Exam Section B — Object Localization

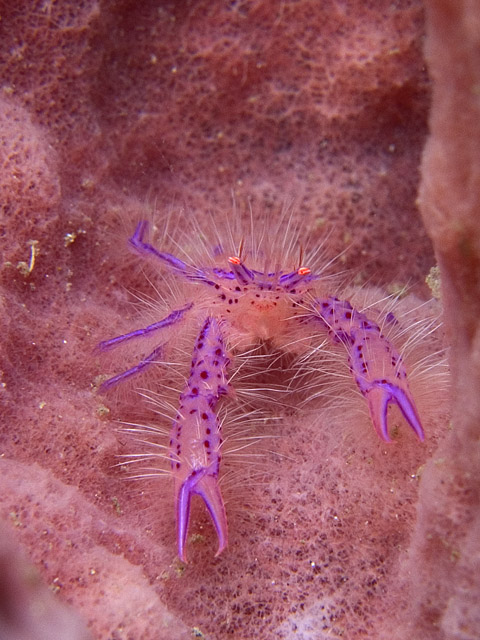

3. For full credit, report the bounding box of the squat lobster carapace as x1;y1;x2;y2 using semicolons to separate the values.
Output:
98;220;424;562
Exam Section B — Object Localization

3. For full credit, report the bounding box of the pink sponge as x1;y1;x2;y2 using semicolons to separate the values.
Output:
0;96;60;263
0;0;477;638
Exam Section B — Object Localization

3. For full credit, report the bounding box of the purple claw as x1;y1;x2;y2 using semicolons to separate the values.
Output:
314;296;425;443
176;475;194;562
176;469;228;563
366;381;425;442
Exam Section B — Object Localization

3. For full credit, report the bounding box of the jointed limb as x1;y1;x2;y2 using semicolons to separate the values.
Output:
314;297;424;442
169;317;230;562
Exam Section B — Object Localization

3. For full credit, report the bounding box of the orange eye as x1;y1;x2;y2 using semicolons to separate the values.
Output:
297;267;311;276
228;256;241;265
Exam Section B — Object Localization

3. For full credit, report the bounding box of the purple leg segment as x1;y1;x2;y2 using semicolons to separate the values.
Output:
97;303;193;391
129;221;218;286
99;344;164;392
129;220;189;272
97;303;193;352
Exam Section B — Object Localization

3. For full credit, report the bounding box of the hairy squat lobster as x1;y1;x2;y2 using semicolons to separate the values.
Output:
98;220;424;562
